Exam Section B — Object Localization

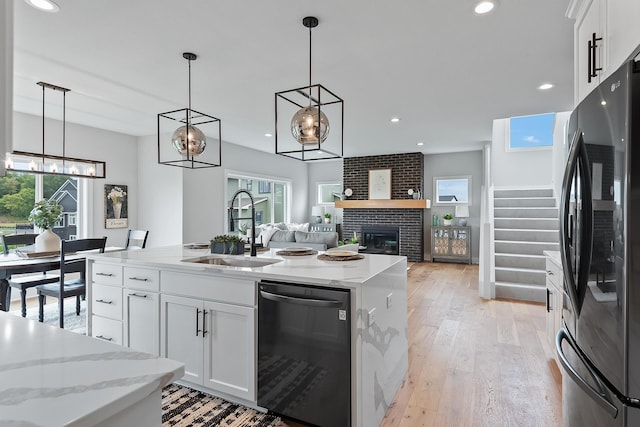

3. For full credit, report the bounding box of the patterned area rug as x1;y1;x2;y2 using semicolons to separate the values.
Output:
162;384;285;427
8;299;86;334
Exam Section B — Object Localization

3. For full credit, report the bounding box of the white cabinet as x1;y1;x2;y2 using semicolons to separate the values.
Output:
574;0;607;103
545;256;563;367
89;262;123;345
607;0;640;73
570;0;640;103
123;267;160;356
160;271;256;402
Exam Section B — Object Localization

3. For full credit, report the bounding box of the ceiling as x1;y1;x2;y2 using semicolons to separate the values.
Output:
12;0;575;157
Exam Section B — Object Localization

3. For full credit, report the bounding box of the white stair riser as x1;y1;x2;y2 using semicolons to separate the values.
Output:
494;189;554;198
494;229;559;242
494;208;558;218
495;268;546;286
494;198;556;208
495;283;546;303
494;218;559;230
495;241;560;255
495;255;546;270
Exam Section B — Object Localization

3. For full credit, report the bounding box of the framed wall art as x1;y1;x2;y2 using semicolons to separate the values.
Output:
105;184;128;229
368;168;392;200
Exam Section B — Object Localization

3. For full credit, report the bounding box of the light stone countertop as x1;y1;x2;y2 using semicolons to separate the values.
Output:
86;245;407;287
544;250;562;268
0;312;184;426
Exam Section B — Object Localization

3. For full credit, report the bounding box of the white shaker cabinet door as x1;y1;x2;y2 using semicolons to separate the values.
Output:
161;294;204;385
124;289;160;356
203;300;256;401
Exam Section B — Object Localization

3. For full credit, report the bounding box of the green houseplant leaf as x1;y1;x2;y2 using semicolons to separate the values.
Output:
28;200;62;230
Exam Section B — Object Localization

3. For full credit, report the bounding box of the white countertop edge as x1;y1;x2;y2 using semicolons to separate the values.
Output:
543;250;562;268
68;368;183;427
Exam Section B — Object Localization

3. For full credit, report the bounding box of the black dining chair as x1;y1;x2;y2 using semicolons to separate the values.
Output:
36;237;107;328
125;229;149;249
1;233;59;317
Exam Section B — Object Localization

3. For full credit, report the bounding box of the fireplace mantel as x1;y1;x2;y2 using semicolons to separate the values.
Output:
335;199;431;209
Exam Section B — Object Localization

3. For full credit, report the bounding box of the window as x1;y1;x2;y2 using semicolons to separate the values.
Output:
317;182;342;204
54;216;65;228
433;176;472;206
0;172;80;238
226;173;291;230
68;213;77;226
508;112;555;151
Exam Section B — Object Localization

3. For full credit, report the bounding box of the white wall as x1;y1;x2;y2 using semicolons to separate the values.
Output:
491;118;554;188
13;112;139;247
139;139;309;245
137;134;183;247
423;150;483;262
1;1;12;169
307;159;343;223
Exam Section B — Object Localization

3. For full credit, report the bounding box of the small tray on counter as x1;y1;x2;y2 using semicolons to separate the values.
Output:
317;250;364;261
15;249;61;259
276;247;317;256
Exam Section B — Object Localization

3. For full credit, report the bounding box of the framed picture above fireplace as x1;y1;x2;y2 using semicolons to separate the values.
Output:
369;168;392;199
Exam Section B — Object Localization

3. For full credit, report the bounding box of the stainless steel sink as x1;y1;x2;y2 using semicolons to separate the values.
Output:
181;255;282;268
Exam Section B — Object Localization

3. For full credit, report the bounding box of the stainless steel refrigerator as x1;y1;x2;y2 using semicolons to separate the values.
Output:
556;53;640;426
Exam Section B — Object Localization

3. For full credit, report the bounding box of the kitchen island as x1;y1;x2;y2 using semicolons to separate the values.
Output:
0;311;183;426
86;245;408;427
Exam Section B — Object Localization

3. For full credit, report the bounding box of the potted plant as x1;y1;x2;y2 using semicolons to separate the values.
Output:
210;234;245;255
324;212;332;224
442;213;453;226
29;199;63;252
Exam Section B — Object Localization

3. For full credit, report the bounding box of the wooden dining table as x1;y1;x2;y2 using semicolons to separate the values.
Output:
0;247;123;312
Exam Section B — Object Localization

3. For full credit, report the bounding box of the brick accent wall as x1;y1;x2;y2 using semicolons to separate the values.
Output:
342;153;424;262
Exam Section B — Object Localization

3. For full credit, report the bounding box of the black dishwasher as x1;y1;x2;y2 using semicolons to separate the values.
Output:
258;280;351;427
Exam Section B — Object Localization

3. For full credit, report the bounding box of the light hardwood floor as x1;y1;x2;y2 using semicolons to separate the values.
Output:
380;261;562;427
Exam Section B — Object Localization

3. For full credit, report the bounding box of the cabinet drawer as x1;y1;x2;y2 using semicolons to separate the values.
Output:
124;267;160;292
162;271;255;306
546;258;562;289
92;283;123;320
91;263;123;286
92;316;122;345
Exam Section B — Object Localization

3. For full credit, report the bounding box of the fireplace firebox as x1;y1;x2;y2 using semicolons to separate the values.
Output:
360;226;400;255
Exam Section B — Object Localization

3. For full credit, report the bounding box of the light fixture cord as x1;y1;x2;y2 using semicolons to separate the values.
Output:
62;90;66;163
308;22;312;105
41;83;45;160
188;57;192;111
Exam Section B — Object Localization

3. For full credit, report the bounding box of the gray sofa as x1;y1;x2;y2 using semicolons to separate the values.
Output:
266;230;339;251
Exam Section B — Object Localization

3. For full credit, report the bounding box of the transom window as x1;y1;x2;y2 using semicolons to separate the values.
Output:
508;112;555;151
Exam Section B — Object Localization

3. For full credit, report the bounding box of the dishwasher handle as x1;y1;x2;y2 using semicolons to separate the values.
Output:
259;289;344;308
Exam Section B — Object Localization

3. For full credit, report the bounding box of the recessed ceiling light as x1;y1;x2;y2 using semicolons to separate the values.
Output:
474;1;496;14
24;0;60;12
264;133;273;137
601;100;607;106
538;83;554;90
390;117;401;123
417;142;424;146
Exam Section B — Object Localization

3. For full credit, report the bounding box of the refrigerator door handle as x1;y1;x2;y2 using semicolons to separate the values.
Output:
561;130;582;312
575;136;594;307
556;328;618;418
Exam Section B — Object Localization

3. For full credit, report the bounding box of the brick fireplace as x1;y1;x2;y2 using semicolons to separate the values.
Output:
341;153;424;262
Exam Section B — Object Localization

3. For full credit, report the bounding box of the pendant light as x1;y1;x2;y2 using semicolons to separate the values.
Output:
275;16;344;161
158;52;221;169
6;81;106;178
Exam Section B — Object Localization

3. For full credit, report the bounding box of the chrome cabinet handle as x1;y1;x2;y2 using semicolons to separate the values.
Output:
95;299;113;305
128;277;150;282
95;335;113;342
129;293;148;298
96;272;114;277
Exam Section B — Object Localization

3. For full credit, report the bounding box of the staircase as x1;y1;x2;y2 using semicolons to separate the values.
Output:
493;188;559;302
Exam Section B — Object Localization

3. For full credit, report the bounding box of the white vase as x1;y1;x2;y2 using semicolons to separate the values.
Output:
113;201;122;219
324;217;331;224
35;229;61;252
443;219;452;226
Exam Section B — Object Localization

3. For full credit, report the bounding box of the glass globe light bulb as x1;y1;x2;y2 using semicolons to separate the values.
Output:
291;106;329;145
172;124;206;156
